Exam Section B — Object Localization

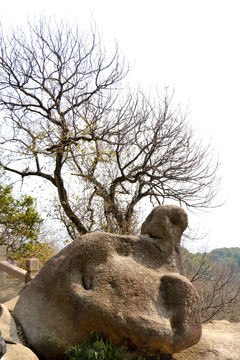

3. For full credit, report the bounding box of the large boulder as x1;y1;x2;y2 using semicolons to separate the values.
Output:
14;205;202;360
173;320;240;360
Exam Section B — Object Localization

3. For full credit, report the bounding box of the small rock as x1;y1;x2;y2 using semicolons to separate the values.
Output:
0;304;39;360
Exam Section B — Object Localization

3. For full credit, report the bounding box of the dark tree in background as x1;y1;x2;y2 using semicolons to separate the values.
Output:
0;17;220;237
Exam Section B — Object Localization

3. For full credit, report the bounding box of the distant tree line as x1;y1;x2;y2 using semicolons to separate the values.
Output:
209;247;240;267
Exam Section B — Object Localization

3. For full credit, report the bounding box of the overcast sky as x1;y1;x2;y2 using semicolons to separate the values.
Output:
1;0;239;251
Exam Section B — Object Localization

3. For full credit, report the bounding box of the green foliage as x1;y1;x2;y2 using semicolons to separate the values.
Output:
0;171;52;264
47;330;62;349
209;247;240;267
11;240;55;268
64;331;145;360
182;246;240;270
0;183;42;240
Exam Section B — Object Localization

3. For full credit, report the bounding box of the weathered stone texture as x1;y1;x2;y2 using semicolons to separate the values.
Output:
14;205;201;360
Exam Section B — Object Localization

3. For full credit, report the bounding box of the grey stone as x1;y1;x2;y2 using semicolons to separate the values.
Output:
0;304;39;360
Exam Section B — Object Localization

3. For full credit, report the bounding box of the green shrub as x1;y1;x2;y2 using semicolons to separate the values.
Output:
64;331;145;360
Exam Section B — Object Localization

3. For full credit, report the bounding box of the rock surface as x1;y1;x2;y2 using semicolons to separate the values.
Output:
173;320;240;360
141;205;188;274
14;205;202;360
0;304;39;360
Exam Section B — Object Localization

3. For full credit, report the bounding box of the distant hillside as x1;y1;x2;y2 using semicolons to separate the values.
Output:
208;247;240;267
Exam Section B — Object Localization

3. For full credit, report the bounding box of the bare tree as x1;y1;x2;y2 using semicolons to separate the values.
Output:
0;17;220;236
182;248;240;322
200;262;240;322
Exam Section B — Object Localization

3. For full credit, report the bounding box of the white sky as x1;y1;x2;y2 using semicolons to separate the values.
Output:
1;0;239;251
